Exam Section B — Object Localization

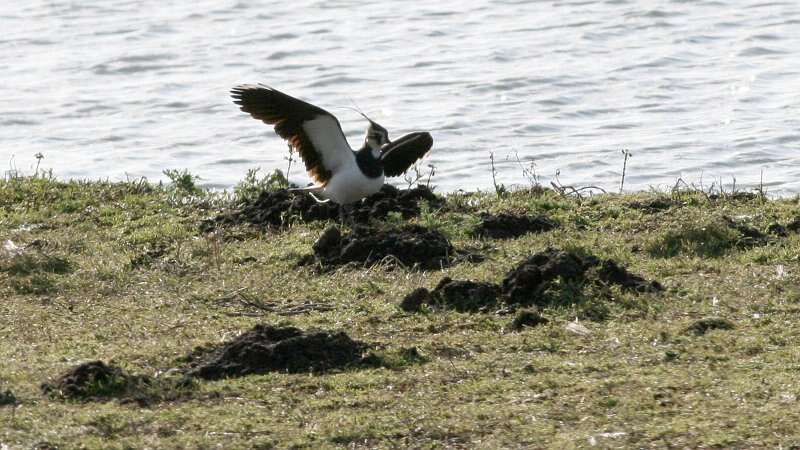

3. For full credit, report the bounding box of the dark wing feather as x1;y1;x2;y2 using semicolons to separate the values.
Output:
231;84;352;184
380;131;433;177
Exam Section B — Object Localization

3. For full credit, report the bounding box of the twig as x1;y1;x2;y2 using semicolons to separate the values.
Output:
550;169;606;200
619;149;631;193
34;152;44;177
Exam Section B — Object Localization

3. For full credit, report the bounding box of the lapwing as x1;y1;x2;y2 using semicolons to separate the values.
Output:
230;84;433;208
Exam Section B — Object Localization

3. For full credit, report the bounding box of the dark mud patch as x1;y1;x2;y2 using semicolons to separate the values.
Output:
184;325;367;380
399;277;501;312
0;389;16;406
200;185;443;231
708;191;759;202
306;224;454;270
471;212;558;239
502;248;662;307
768;216;800;237
685;317;735;336
627;197;680;212
508;309;549;331
722;216;768;248
400;248;661;315
41;361;192;405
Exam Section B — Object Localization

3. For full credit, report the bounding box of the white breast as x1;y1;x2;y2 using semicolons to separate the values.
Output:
322;163;385;204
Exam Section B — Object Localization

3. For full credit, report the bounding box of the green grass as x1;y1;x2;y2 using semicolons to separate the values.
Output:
2;175;800;448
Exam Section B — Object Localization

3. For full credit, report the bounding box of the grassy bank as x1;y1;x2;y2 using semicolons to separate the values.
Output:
2;174;800;449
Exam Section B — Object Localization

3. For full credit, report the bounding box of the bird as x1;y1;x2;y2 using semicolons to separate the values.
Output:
230;84;433;207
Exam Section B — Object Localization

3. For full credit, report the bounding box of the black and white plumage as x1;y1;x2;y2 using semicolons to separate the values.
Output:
231;84;433;204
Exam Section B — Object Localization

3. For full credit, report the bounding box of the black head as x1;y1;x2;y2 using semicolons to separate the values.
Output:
364;119;390;152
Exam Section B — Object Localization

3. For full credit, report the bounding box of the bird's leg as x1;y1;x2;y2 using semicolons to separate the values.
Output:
338;204;346;229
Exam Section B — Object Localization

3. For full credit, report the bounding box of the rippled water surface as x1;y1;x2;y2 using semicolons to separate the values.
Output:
3;0;800;193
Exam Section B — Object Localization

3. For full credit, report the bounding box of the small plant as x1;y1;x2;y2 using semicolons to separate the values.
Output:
513;151;541;189
489;152;507;197
34;152;44;177
163;169;203;196
402;162;436;189
234;168;289;203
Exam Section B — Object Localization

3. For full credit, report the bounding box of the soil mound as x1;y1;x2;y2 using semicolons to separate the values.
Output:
41;361;192;404
41;361;143;400
593;259;664;293
400;248;662;314
502;248;662;307
685;317;735;336
508;309;549;331
310;224;453;270
627;197;679;212
722;216;768;248
472;212;558;239
399;277;501;312
185;325;367;380
201;185;442;231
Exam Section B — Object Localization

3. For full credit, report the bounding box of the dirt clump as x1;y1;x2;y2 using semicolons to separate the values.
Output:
502;248;662;307
201;185;443;231
350;185;443;223
685;317;735;336
399;287;433;312
472;212;558;239
41;361;192;404
185;325;367;380
41;361;144;401
627;197;679;212
399;277;502;312
722;216;768;248
309;224;453;270
593;259;664;293
508;309;549;331
768;217;800;237
399;248;662;315
42;361;132;400
787;217;800;232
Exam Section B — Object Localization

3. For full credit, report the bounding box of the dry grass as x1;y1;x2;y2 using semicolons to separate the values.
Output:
2;176;800;449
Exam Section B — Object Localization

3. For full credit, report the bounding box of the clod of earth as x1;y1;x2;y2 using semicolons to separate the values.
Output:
502;248;662;307
185;325;367;380
768;217;800;237
767;223;788;237
508;309;549;331
722;216;768;248
472;212;558;239
399;287;432;312
41;361;141;401
40;361;191;404
627;197;679;212
400;248;662;314
201;185;442;231
685;317;735;336
309;224;453;270
399;277;502;313
787;217;800;232
592;259;664;292
0;389;17;406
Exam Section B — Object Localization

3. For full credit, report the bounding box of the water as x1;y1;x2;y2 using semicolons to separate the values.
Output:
3;0;800;194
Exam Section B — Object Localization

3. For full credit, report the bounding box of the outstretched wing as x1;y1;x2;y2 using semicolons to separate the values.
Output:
231;84;353;184
380;131;433;177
